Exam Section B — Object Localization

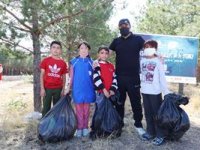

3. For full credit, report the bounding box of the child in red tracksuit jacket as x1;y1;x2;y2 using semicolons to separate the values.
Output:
93;46;117;99
90;46;118;139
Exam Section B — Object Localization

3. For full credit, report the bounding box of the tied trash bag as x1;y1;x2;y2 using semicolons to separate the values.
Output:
92;96;123;138
38;94;77;142
156;93;190;140
109;90;121;106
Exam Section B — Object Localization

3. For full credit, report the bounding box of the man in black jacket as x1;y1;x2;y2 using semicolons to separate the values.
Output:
109;18;145;136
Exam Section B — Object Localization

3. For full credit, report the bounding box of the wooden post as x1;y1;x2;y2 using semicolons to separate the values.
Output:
178;83;184;95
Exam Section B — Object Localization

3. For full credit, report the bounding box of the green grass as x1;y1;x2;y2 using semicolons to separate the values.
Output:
7;99;27;111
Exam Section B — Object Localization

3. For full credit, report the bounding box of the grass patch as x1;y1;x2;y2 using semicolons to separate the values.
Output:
7;99;27;111
0;113;26;132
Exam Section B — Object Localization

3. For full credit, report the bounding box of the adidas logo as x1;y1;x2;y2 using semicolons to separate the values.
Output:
49;64;61;73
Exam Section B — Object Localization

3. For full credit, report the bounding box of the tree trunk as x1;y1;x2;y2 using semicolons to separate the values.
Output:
32;32;41;112
31;2;41;112
65;0;73;61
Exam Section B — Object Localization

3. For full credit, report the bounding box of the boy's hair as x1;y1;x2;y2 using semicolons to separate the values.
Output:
144;40;158;49
98;46;109;53
50;41;62;49
78;41;91;50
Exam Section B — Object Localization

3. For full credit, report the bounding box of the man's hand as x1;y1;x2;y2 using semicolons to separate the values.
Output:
103;88;110;98
40;88;45;97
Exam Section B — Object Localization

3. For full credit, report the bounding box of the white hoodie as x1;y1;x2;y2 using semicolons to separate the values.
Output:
140;57;170;96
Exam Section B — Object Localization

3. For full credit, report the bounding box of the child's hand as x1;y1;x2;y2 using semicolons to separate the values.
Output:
66;87;71;95
40;88;46;97
61;89;66;97
103;88;110;98
93;60;99;68
109;90;115;96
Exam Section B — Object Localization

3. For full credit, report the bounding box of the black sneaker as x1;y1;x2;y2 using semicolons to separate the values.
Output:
152;137;165;146
141;133;154;141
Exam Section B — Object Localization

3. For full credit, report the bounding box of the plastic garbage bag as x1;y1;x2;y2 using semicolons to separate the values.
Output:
166;93;189;106
38;94;77;142
171;107;190;140
91;96;123;138
109;91;121;106
24;111;42;122
156;93;190;140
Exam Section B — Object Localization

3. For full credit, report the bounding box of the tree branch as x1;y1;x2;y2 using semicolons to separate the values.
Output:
2;22;31;32
0;5;32;31
0;37;33;54
39;9;85;32
39;0;113;32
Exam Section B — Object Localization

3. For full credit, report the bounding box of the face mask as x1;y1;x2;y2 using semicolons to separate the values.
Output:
120;28;130;36
143;48;156;56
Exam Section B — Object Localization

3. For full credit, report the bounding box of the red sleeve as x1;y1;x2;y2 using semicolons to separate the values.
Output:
62;61;68;74
40;58;46;69
110;63;115;71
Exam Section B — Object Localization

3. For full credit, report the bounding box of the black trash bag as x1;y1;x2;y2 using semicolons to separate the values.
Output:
92;96;123;138
156;93;190;140
38;94;77;142
171;107;190;140
109;90;121;106
165;93;189;106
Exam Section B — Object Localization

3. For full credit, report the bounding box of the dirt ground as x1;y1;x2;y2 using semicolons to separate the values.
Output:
0;76;200;150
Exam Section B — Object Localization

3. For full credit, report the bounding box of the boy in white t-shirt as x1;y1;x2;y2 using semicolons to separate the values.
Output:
140;40;170;146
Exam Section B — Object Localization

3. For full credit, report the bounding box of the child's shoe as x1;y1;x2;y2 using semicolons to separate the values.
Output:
152;137;165;146
141;133;154;141
135;127;146;136
83;128;89;137
75;129;82;138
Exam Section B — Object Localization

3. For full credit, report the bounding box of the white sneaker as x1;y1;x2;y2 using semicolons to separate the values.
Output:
135;127;146;136
82;128;89;137
75;129;82;138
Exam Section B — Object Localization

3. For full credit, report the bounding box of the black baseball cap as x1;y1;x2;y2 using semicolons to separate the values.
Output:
118;19;131;26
